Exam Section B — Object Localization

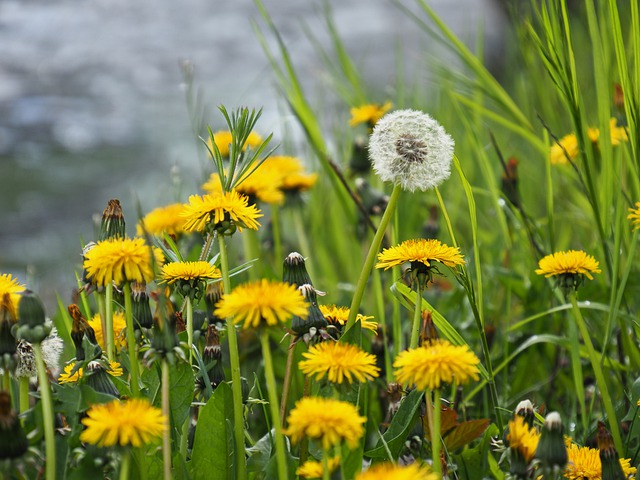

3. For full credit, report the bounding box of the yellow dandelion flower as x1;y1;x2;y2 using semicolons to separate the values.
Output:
564;442;637;480
299;342;380;384
136;203;186;237
58;361;123;384
627;202;640;230
83;238;163;286
356;462;438;480
88;312;127;349
214;279;308;329
296;457;341;479
507;416;540;463
202;170;284;205
349;101;392;127
549;129;599;165
180;190;262;233
609;118;628;146
283;397;366;450
80;398;166;447
0;273;25;319
261;156;318;193
535;250;601;280
207;130;263;158
160;261;221;284
393;340;480;390
319;304;378;333
376;238;464;271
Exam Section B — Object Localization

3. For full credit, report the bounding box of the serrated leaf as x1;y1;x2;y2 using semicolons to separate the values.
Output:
443;418;490;452
169;360;195;428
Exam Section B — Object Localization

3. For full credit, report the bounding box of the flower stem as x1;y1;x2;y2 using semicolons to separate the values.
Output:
322;448;330;480
218;234;247;479
96;292;108;358
346;184;401;330
260;331;288;480
271;204;283;269
34;343;56;480
198;233;214;262
19;376;30;417
161;360;172;480
568;292;623;453
279;336;296;422
431;389;442;478
105;283;115;362
119;450;131;480
409;287;423;349
123;283;140;397
186;296;194;364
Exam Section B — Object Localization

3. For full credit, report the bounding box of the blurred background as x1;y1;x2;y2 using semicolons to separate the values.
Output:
0;0;506;309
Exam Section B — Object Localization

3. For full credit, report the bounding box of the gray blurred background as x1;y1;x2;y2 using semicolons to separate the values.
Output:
0;0;506;309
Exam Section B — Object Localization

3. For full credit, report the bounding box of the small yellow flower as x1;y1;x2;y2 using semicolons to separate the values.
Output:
214;279;308;329
80;398;166;447
284;397;366;450
356;462;438;480
58;361;123;384
349;101;392;127
376;238;464;271
608;117;628;145
207;130;263;158
83;238;163;286
296;457;341;479
180;191;262;234
564;442;637;479
319;305;378;333
535;250;601;280
261;156;318;193
627;202;640;230
0;273;25;319
88;312;127;349
160;261;221;284
202;171;284;205
136;203;186;237
393;340;480;390
506;415;540;463
299;341;380;384
549;129;599;165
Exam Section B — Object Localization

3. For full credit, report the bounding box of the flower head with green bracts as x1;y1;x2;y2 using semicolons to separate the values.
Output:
563;442;637;479
283;396;366;450
507;415;540;465
356;462;438;480
0;274;25;320
298;341;380;384
214;279;308;329
83;237;163;286
180;190;262;235
58;360;123;384
319;304;378;334
349;101;392;128
160;261;221;300
535;250;601;291
137;203;187;237
628;202;640;230
368;109;454;192
80;398;166;447
394;339;480;390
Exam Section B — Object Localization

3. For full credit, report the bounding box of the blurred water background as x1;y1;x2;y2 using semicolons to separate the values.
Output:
0;0;505;310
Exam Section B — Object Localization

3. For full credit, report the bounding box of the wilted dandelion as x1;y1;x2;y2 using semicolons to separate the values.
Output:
368;109;454;192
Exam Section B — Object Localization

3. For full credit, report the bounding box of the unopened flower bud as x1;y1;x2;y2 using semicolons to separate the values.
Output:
535;411;567;471
16;291;51;344
291;284;327;336
283;252;313;287
131;282;153;330
98;198;126;241
85;361;119;398
68;304;99;361
597;421;626;480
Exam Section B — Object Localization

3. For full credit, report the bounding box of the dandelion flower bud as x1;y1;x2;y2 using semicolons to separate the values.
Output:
535;411;567;471
368;109;454;192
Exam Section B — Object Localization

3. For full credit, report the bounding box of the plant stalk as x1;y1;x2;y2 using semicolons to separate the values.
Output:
123;282;141;397
105;283;115;361
162;360;172;480
34;343;56;480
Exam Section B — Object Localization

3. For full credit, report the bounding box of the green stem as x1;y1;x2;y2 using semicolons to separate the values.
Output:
279;337;296;422
409;287;423;349
123;283;140;397
431;389;442;478
19;376;30;416
119;450;131;480
567;312;588;439
34;343;56;480
271;204;283;269
198;233;214;262
373;268;394;380
218;234;247;479
105;283;115;361
96;293;108;357
322;448;330;480
242;230;261;280
186;296;194;364
260;332;288;480
346;184;401;330
569;292;623;453
391;210;403;358
162;360;172;480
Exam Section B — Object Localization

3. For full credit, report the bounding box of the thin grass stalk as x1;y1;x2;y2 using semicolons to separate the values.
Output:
218;234;247;479
568;292;623;453
34;343;55;480
345;185;401;330
271;204;283;270
260;331;288;480
161;360;171;480
123;283;140;397
105;283;115;362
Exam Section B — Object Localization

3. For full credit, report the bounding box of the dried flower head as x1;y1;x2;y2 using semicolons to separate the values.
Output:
368;109;454;192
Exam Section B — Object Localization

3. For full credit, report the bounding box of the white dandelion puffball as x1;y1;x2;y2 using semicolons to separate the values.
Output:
368;109;454;192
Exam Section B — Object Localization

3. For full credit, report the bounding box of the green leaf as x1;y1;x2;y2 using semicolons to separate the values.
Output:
189;382;235;480
169;360;195;428
443;419;490;452
364;389;423;460
453;423;502;480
